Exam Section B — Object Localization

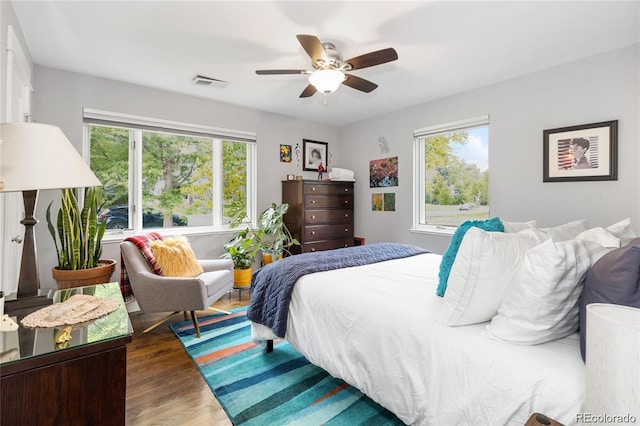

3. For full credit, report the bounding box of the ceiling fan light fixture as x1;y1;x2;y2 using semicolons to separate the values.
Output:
309;69;345;93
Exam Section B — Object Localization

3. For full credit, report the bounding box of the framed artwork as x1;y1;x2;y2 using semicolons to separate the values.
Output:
280;144;292;163
371;193;383;211
543;120;618;182
370;156;398;187
303;139;328;171
383;193;396;211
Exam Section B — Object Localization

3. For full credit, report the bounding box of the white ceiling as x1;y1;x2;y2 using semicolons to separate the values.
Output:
11;1;640;126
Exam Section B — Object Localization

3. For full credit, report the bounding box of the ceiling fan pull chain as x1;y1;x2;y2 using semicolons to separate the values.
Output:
323;93;328;106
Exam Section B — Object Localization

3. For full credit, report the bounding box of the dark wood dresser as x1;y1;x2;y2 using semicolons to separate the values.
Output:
282;180;354;254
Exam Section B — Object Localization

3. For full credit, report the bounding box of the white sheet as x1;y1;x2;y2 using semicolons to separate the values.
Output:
251;253;585;425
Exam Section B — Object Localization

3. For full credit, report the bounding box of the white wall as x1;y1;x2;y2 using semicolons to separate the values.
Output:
340;44;640;254
31;67;341;290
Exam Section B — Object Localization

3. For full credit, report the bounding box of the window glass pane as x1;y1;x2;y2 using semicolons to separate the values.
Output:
222;140;247;225
90;126;131;230
424;125;489;227
86;111;255;233
141;131;213;229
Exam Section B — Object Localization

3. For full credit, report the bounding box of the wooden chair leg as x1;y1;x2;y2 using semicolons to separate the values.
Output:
190;310;201;338
143;311;180;333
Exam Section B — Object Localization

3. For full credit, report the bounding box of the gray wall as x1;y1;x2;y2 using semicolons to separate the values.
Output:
32;67;341;290
340;44;640;254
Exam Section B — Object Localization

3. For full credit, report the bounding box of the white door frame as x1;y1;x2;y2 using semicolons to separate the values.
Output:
1;24;33;295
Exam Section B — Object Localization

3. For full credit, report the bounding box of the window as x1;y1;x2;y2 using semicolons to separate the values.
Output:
413;115;490;232
84;109;256;233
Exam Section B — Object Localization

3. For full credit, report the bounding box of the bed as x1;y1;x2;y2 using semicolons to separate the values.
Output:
245;234;597;426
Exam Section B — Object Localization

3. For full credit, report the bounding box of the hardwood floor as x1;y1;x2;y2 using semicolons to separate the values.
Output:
125;289;250;425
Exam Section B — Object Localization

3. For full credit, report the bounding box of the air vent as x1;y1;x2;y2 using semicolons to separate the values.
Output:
192;74;228;87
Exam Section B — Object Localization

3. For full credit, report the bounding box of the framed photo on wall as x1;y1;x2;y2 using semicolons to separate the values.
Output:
303;139;328;171
543;120;618;182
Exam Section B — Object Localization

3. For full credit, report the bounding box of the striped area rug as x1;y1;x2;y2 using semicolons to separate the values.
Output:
170;308;403;425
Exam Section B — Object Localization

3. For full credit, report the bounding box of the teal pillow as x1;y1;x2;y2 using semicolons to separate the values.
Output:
436;217;504;296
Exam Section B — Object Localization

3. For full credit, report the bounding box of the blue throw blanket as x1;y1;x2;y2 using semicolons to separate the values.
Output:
246;243;429;338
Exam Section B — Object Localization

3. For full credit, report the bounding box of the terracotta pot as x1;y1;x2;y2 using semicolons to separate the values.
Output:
52;259;117;290
233;268;252;288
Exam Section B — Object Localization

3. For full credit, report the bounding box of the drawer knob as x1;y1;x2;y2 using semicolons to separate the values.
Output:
311;200;316;204
311;231;316;235
345;229;348;232
311;215;316;219
310;248;316;252
311;187;316;191
345;214;349;217
344;200;349;204
344;188;349;192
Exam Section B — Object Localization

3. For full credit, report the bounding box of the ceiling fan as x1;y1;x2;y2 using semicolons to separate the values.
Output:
256;34;398;99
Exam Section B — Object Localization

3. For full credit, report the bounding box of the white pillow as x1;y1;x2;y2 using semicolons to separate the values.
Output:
523;219;588;242
575;227;620;248
440;227;542;326
502;219;537;233
486;238;610;344
606;218;637;245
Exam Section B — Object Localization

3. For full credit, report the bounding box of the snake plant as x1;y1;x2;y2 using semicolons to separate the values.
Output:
46;187;107;270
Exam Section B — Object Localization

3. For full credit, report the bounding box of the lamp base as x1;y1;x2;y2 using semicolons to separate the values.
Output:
4;291;52;313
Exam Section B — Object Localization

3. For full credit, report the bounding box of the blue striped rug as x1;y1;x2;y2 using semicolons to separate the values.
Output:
170;308;403;425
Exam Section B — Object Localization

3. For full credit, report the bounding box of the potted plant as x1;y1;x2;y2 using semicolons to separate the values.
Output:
258;203;299;264
46;187;115;289
222;200;262;287
222;229;260;288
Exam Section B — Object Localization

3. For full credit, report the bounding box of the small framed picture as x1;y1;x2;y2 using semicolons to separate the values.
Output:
543;120;618;182
303;139;328;171
286;174;295;181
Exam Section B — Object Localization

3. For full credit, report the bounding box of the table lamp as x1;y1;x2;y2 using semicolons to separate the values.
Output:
0;122;102;310
585;303;640;421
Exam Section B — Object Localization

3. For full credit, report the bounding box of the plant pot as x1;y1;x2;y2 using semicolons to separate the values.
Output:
52;259;117;290
261;249;283;265
233;268;252;288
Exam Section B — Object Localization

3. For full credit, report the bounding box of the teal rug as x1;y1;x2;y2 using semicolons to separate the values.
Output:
170;308;403;425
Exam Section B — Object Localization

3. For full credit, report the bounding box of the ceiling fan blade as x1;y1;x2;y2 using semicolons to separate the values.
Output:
296;34;328;63
342;74;378;93
344;48;398;70
256;69;311;75
299;84;317;98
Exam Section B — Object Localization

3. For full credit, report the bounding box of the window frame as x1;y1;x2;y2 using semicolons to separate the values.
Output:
82;108;257;238
411;115;490;235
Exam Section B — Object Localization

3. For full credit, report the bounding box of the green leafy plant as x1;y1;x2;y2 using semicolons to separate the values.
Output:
258;203;299;256
222;229;260;270
222;200;262;270
46;187;107;270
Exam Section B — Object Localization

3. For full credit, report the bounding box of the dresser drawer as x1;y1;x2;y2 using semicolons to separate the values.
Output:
302;238;354;253
305;209;352;224
304;195;353;209
303;182;353;195
304;224;353;241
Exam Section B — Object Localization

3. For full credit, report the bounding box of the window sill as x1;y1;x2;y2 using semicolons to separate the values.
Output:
409;226;456;237
101;226;236;243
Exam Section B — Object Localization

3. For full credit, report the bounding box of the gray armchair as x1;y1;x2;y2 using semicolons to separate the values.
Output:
120;240;234;337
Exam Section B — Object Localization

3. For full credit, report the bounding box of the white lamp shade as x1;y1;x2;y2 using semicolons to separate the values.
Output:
309;69;346;93
585;303;640;420
0;122;101;192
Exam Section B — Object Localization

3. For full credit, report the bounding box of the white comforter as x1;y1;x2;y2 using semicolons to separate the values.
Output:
251;253;585;425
